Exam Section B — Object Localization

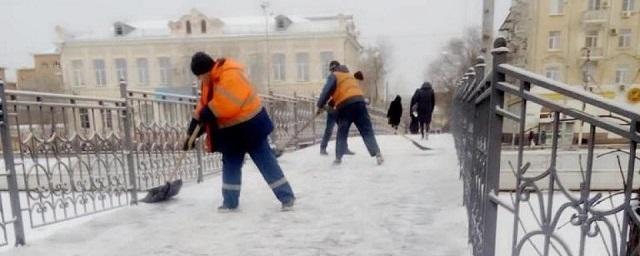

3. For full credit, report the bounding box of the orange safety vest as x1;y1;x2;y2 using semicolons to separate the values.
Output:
331;71;364;108
195;58;263;150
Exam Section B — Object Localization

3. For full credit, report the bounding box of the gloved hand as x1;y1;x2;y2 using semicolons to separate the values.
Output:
183;118;205;151
199;107;216;123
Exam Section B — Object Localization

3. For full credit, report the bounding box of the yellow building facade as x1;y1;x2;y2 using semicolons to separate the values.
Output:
57;9;363;98
501;0;640;144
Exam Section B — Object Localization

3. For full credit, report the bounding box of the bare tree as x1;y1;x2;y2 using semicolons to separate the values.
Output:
358;38;393;107
424;27;481;127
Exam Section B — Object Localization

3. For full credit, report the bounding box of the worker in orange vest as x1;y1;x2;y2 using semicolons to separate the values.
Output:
185;52;295;212
317;61;383;165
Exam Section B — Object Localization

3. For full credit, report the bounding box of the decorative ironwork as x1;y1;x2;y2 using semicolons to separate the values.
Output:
453;38;640;256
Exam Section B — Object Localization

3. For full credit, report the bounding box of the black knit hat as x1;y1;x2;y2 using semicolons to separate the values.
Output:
354;71;363;80
191;52;215;76
329;60;340;71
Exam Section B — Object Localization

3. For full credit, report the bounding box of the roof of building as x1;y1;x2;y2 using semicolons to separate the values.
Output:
65;12;355;42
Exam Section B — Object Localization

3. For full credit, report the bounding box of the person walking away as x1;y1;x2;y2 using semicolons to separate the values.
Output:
387;95;403;131
185;52;295;212
319;71;362;156
317;61;383;165
410;82;436;140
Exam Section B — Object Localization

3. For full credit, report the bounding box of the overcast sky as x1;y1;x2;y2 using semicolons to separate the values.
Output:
0;0;510;95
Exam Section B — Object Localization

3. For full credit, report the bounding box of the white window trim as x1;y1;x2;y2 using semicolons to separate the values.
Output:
272;53;286;81
158;57;171;86
296;52;310;82
114;58;128;83
71;60;85;87
136;58;149;86
616;67;630;84
548;31;561;51
94;59;107;87
618;29;632;48
549;0;564;15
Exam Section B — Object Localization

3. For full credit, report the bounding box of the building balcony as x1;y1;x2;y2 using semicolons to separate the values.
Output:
582;10;608;24
580;47;604;59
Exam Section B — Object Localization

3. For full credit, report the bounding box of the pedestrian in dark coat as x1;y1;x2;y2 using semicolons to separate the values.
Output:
410;82;436;139
387;95;403;130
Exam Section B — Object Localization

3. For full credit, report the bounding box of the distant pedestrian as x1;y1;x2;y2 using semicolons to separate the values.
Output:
528;130;535;147
410;82;436;140
541;130;547;145
387;95;403;131
317;61;383;165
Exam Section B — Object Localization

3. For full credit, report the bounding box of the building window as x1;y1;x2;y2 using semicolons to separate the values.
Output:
277;19;286;29
585;31;599;48
272;53;286;81
623;0;635;11
296;52;309;82
549;0;564;14
544;66;561;81
72;60;84;86
616;66;629;84
79;108;90;128
93;59;107;86
248;53;264;85
201;20;207;33
588;0;602;10
115;25;124;36
548;31;561;50
320;51;335;78
158;57;172;86
114;58;128;82
186;21;192;34
104;110;113;129
136;58;149;85
619;29;632;48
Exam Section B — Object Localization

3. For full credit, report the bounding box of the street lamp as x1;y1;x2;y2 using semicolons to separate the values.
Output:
373;49;380;106
260;1;271;93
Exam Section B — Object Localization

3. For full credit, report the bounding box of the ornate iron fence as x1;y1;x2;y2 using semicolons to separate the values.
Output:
0;77;392;247
452;38;640;255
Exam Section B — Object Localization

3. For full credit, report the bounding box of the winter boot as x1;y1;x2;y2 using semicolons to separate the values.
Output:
281;198;295;212
320;148;328;155
345;149;356;155
217;205;239;213
375;153;384;165
333;158;342;165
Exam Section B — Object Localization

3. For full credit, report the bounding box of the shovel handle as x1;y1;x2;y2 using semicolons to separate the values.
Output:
170;124;202;181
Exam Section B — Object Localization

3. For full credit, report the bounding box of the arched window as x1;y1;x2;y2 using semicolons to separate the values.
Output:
186;21;192;34
201;20;207;33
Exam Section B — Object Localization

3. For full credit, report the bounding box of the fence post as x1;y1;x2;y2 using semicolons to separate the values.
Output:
119;79;138;204
0;80;26;246
292;92;299;147
482;37;508;256
268;90;279;145
311;93;317;143
192;82;204;183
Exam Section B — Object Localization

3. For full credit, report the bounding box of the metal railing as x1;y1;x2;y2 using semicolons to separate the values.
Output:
0;78;392;247
452;37;640;255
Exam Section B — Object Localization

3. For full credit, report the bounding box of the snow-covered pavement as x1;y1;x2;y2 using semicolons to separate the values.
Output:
3;134;468;256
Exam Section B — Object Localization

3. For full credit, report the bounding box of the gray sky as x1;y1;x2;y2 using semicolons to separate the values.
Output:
0;0;510;95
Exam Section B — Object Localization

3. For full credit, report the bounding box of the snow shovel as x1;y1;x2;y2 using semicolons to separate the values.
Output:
396;126;431;151
139;125;201;203
273;111;323;158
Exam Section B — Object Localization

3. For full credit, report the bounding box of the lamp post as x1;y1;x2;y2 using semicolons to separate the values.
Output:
260;1;271;93
373;49;380;106
577;47;592;147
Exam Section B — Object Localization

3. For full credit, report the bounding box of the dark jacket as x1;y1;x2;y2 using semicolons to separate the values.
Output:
210;107;274;154
316;65;365;111
410;82;436;123
387;96;403;126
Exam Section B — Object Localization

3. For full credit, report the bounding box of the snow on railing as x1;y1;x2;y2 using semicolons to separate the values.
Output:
452;37;640;256
0;78;392;247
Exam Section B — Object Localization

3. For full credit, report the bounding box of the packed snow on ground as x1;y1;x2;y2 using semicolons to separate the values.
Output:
1;134;469;256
